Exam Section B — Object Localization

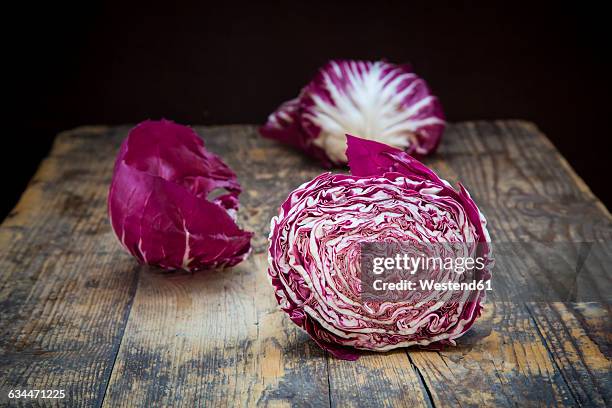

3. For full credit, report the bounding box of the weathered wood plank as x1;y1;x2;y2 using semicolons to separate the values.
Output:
100;126;435;407
569;302;611;359
101;127;334;407
407;121;612;407
327;350;431;408
1;121;609;407
410;302;580;406
527;302;610;406
0;127;139;407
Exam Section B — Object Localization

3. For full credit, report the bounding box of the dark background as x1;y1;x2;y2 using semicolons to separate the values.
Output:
5;1;610;219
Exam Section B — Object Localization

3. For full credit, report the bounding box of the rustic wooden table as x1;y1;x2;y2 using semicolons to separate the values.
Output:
0;122;610;407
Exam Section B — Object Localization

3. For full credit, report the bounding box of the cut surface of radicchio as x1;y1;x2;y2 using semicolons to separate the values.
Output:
108;120;252;272
267;135;491;360
260;60;445;166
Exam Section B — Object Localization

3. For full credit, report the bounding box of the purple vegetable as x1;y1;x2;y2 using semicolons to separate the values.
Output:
261;60;445;166
108;120;252;272
267;136;491;360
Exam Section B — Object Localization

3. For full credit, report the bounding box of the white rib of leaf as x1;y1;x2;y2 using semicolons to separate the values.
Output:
305;61;443;163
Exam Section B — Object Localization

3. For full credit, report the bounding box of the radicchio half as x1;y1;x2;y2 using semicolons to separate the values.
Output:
267;136;491;360
261;60;445;166
108;120;252;272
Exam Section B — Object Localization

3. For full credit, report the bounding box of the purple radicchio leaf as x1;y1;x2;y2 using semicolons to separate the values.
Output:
267;135;491;360
108;119;253;272
346;134;491;250
261;59;445;166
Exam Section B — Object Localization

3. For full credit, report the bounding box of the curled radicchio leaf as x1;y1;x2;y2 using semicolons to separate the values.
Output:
261;60;445;166
108;120;252;272
267;135;491;360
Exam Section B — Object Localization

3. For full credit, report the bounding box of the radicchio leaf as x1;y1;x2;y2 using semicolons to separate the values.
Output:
108;120;252;272
261;60;445;166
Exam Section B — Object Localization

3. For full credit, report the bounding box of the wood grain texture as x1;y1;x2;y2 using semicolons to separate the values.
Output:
0;121;610;407
0;127;140;407
406;121;611;407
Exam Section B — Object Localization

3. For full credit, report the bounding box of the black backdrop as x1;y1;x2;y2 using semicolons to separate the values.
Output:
5;1;610;219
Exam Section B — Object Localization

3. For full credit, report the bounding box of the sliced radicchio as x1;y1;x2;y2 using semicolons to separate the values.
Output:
108;120;252;272
261;60;445;166
267;136;491;360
